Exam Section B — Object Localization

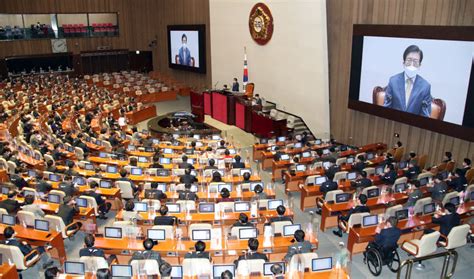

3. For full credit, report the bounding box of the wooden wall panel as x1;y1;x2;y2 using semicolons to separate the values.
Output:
327;0;473;166
0;0;211;88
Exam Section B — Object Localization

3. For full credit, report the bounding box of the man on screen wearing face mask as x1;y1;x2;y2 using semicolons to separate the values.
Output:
383;45;432;117
178;33;192;66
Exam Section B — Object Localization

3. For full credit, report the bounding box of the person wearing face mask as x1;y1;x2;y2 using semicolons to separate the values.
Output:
178;33;192;66
383;45;432;117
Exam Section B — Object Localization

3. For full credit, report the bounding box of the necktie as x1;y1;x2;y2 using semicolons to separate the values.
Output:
405;78;413;107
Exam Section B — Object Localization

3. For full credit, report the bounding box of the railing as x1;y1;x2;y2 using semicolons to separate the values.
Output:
263;100;316;139
397;250;458;279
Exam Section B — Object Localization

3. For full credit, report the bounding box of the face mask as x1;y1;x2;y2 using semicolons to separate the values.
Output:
182;43;187;48
404;65;418;78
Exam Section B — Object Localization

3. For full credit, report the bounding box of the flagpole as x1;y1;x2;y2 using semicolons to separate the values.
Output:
243;46;248;91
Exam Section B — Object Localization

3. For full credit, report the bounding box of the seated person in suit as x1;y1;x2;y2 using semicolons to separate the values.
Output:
35;173;53;194
333;194;370;237
382;153;394;167
405;180;422;208
365;216;401;255
0;190;22;214
457;158;471;176
58;175;77;197
21;194;45;219
234;238;268;267
217;140;227;150
179;155;194;169
211;171;223;182
79;234;116;265
427;174;448;203
320;177;338;199
10;167;29;190
178;183;198;201
353;171;372;189
129;157;138;167
219;188;234;202
250;184;268;202
179;168;198;184
64;161;80;177
232;213;254;228
144;182;167;200
441;151;453;164
153;205;177;226
404;161;421;181
57;196;82;230
85;182;111;219
130;238;167;266
232;78;239;92
447;169;468;192
205;159;218;170
1;226;51;262
149;156;164;169
117;169;139;194
324;161;340;181
232;155;246;169
242;172;252;183
45;160;59;173
268;205;292;224
44;267;60;279
381;164;397;185
424;202;460;239
159;262;172;278
283;229;313;261
184;240;211;260
406;151;418;166
353;155;367;173
122;200;143;222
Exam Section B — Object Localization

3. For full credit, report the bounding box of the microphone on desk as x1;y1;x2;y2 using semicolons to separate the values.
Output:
214;81;219;90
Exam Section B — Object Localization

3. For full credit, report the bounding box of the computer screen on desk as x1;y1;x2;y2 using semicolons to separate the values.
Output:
424;203;436;215
48;194;60;204
335;193;352;203
362;215;379;227
192;229;211;241
283;224;301;236
64;261;85;275
268;199;284;210
134;202;147;212
315;176;327;185
312;257;332;272
131;168;143;175
147;229;166;241
1;214;15;225
263;262;286;276
166;203;180;213
111;265;132;277
34;219;49;232
199;203;215;213
234;202;250;212
239;228;257;239
395;209;409;220
105;227;122;238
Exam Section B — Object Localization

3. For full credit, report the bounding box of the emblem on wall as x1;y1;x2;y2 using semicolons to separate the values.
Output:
249;3;274;45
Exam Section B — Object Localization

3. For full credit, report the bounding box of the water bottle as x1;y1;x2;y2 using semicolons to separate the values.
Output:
335;242;349;269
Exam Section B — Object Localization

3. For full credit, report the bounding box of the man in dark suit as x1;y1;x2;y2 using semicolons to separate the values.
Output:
184;241;211;260
324;161;340;181
205;159;218;170
10;168;28;190
79;234;116;265
64;161;80;177
177;34;192;66
405;161;421;181
144;182;167;200
268;205;293;224
72;133;90;154
383;45;432;117
447;169;467;192
381;164;397;185
354;171;372;189
35;173;52;194
58;175;76;197
117;169;139;193
405;180;422;208
84;182;111;219
178;155;194;170
232;155;246;169
0;190;22;214
333;194;370;237
426;203;460;238
353;155;367;173
179;168;198;184
149;156;164;169
320;178;338;199
153;205;178;226
284;230;313;261
232;213;254;228
366;216;401;255
1;226;51;263
231;78;239;92
457;158;471;177
235;238;268;267
130;238;167;266
428;174;448;203
57;196;80;227
178;183;198;201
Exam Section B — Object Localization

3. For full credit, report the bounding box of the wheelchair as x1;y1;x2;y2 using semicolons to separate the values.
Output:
364;243;400;276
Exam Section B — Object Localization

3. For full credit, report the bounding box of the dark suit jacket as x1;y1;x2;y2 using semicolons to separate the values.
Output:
153;215;177;226
325;165;340;181
428;182;447;202
448;176;467;192
179;174;198;184
269;216;293;224
405;166;420;180
232;162;246;169
320;181;338;198
384;72;431;117
184;251;211;260
84;190;105;206
0;199;22;214
341;205;370;222
79;247;106;258
354;178;372;189
130;250;164;265
58;182;76;197
353;162;367;173
57;204;79;225
178;162;194;169
36;180;52;194
144;189;166;200
405;189;422;207
178;190;197;201
382;171;397;185
9;174;28;190
205;166;218;170
235;252;268;267
432;213;460;237
284;241;313;261
374;227;401;249
2;238;32;256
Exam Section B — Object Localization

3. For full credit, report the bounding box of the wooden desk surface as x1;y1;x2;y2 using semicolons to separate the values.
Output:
139;189;275;200
0;264;19;279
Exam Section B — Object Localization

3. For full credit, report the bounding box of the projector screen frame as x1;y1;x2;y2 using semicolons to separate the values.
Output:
348;24;474;142
167;24;206;74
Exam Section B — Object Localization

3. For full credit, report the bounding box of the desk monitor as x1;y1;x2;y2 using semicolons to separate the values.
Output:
100;180;112;189
470;191;474;201
450;196;460;206
268;139;276;145
367;188;380;198
76;198;88;208
395;209;409;220
280;154;290;161
315;139;322;145
268;199;284;210
270;145;278;151
263;262;286;276
335;193;352;203
164;148;173;154
105;227;122;239
1;214;15;225
64;261;85;275
394;183;407;193
418;178;429;187
375;166;385;175
315;176;327;185
199;203;215;213
73;177;86;185
171;265;183;278
137;157;148;163
296;164;306;172
111;265;133;278
127;145;136;151
147;229;166;241
277;136;286;142
283;224;301;236
213;264;235;278
218;183;232;192
160;157;171;164
27;170;36;177
362;215;379;227
152;139;160;144
48;194;60;204
134;202;148;212
23;190;36;198
322;149;330;155
99;152;108;158
34;219;49;232
34;153;41;160
187;158;195;165
131;168;143;176
398;161;407;169
49;174;61;182
212;135;221;140
347;172;357;180
302;151;311;158
67;146;75;152
311;257;332;272
439;170;449;180
234;201;250;212
84;163;94;170
192;229;211;241
346;157;355;164
1;186;10;195
166;203;181;213
95;140;102;146
195;142;203;148
239;228;257;239
172;134;179;139
259;138;268;144
294;142;303;148
366;153;375;160
156;183;167;192
240;169;252;176
106;165;118;174
322;161;331;169
423;203;436;215
228;149;236;155
156;169;170;176
193;134;201;140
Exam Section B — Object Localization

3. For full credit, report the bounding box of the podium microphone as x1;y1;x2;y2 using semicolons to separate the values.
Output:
214;81;219;90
